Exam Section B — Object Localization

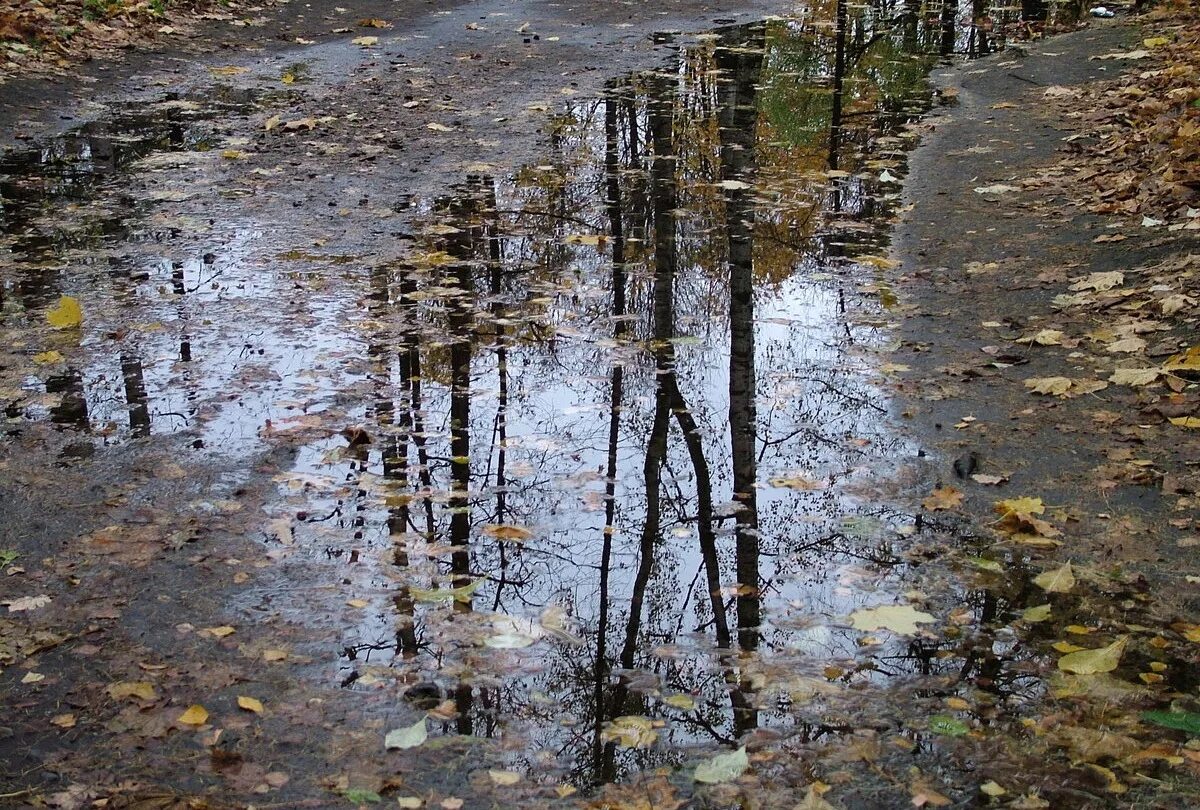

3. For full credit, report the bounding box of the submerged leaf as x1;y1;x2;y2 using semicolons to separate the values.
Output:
1142;710;1200;735
928;715;970;736
1058;636;1128;675
1033;563;1075;593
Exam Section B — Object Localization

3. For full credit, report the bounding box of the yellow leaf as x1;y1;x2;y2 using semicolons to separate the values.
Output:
177;704;209;725
1169;417;1200;429
33;350;64;364
237;695;264;713
1053;641;1087;653
482;524;533;542
263;648;288;661
1033;563;1075;593
923;486;964;512
994;497;1045;517
50;713;76;728
46;296;83;329
664;694;697;710
347;599;369;608
855;254;901;270
848;604;936;635
202;625;236;638
209;66;248;76
351;36;379;46
1024;376;1073;396
487;770;520;786
1164;346;1200;372
1143;36;1171;47
1022;604;1052;622
221;149;245;160
1058;636;1128;675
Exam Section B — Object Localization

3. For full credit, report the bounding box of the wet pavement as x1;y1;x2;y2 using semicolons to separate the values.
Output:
3;2;1198;808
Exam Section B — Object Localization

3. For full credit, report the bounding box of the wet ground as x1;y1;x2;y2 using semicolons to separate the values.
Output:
2;2;1200;808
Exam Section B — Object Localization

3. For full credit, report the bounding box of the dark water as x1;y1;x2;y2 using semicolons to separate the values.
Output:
0;4;1143;798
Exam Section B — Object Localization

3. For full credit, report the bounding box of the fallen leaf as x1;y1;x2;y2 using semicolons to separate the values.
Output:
488;770;520;786
1058;636;1128;675
1070;271;1124;292
46;296;83;329
974;184;1020;195
1109;368;1161;386
7;594;51;612
1022;604;1053;623
178;705;209;726
33;350;64;364
923;487;964;511
1024;376;1073;396
602;715;658;748
928;715;969;736
482;524;533;542
1170;417;1200;429
848;604;936;635
237;695;264;713
694;746;749;784
1142;710;1200;735
352;35;379;46
384;717;428;749
1033;563;1075;593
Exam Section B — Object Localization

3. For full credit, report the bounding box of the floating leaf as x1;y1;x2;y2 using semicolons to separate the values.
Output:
928;715;969;736
694;746;749;784
848;604;936;635
384;717;428;749
1141;710;1200;735
482;524;533;542
1058;636;1128;675
922;486;964;512
33;351;64;364
1033;563;1075;593
352;35;379;46
409;579;484;603
46;296;83;329
664;694;697;710
602;715;658;748
177;705;209;726
237;695;264;713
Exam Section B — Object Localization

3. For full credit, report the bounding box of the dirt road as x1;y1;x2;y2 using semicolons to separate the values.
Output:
2;1;1198;808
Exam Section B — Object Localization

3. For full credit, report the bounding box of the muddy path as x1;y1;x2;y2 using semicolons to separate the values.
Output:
2;2;1199;808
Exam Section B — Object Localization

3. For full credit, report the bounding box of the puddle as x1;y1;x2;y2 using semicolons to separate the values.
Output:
251;16;944;789
3;5;1175;803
